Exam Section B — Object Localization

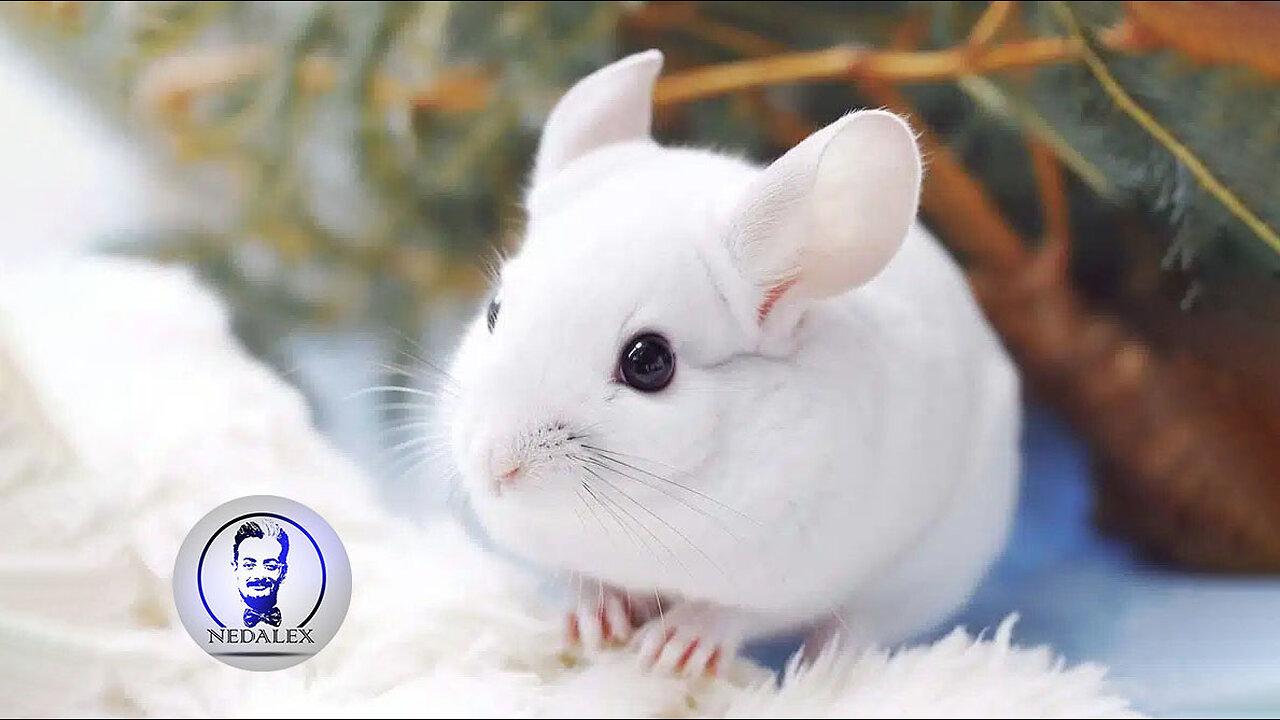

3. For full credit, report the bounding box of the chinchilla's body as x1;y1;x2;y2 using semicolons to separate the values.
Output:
442;50;1019;674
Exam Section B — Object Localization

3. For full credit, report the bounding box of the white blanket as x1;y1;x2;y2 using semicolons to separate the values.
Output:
0;257;1139;717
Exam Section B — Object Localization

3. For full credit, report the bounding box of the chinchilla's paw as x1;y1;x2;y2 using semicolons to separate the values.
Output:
564;580;635;652
633;601;743;678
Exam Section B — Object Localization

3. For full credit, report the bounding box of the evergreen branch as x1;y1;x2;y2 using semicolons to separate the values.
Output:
1053;2;1280;258
660;3;1114;199
864;12;1030;273
714;33;1033;273
956;75;1112;196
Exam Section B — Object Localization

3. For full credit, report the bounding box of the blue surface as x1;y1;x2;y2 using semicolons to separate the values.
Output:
285;334;1280;717
951;406;1280;717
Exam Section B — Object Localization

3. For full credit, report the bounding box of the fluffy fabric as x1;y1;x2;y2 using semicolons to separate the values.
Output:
0;257;1140;718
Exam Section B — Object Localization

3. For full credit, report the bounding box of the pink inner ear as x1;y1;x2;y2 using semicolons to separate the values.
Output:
757;278;797;323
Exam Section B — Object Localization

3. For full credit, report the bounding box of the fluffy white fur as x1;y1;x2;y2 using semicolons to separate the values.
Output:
0;257;1138;717
446;50;1021;670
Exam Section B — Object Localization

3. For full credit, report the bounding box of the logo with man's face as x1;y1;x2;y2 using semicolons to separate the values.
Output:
174;496;351;671
232;519;289;627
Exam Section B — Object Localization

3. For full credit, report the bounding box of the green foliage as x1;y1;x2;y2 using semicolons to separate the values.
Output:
5;0;1278;356
4;1;624;353
1028;3;1280;280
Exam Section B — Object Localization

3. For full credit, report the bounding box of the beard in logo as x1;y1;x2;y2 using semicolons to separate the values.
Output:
231;520;289;626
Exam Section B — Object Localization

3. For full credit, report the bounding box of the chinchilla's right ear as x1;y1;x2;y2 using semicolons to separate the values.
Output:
728;110;923;348
529;50;663;190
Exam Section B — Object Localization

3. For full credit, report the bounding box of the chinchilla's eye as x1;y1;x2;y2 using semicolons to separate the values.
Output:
618;333;675;392
486;296;500;332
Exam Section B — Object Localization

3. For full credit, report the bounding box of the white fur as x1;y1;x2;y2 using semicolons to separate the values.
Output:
446;50;1021;662
0;256;1133;716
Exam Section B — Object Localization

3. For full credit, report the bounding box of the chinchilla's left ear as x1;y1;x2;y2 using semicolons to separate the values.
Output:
531;50;663;189
728;110;922;339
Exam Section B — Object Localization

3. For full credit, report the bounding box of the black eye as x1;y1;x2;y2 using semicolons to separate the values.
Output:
486;297;500;332
618;333;675;392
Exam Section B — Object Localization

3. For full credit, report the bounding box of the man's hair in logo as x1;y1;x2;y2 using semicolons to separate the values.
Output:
233;518;290;563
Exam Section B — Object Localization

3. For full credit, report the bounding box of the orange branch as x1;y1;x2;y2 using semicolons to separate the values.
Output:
675;16;785;58
696;6;1031;273
135;46;494;122
655;38;1082;106
1122;0;1280;79
653;14;1150;109
967;1;1019;46
1029;139;1071;250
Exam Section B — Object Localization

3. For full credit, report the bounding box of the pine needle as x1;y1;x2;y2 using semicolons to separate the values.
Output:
1052;1;1280;258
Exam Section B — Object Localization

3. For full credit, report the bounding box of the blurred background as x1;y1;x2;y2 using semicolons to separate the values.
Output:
2;1;1279;714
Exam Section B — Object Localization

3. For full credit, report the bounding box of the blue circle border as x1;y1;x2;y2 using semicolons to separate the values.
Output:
196;511;328;629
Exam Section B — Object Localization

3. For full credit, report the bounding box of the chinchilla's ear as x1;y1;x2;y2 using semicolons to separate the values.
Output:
728;110;922;338
531;50;663;188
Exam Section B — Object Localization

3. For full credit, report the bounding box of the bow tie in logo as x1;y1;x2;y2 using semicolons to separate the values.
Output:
244;606;282;627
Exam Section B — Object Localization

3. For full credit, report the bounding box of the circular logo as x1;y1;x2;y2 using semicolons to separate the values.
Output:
172;495;351;671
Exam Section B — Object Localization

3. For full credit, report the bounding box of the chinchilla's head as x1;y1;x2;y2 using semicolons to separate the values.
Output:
443;50;922;586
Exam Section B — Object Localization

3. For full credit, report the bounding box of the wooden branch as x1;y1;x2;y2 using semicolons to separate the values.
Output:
1028;139;1071;248
135;46;493;121
667;15;784;58
1122;0;1280;79
967;1;1018;46
134;46;270;116
853;71;1280;572
658;1;1034;276
654;37;1083;106
847;49;1280;573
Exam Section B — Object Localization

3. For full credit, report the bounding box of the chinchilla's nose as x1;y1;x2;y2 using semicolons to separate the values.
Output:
483;419;574;490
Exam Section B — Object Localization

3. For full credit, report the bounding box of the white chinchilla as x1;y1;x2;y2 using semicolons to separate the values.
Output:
441;49;1020;675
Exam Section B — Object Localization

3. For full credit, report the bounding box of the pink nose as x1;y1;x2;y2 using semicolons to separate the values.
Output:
499;465;522;483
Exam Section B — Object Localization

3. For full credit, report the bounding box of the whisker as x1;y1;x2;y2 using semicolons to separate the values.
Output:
582;469;684;581
374;365;459;399
583;445;762;526
442;470;465;509
387;327;462;387
586;481;655;566
582;467;672;555
381;433;441;457
582;476;638;545
350;385;451;402
578;482;621;552
581;444;698;481
377;427;449;461
374;401;435;412
383;445;453;483
384;452;448;478
579;454;746;542
570;490;590;534
580;462;722;582
374;360;422;378
373;358;460;392
379;420;444;437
